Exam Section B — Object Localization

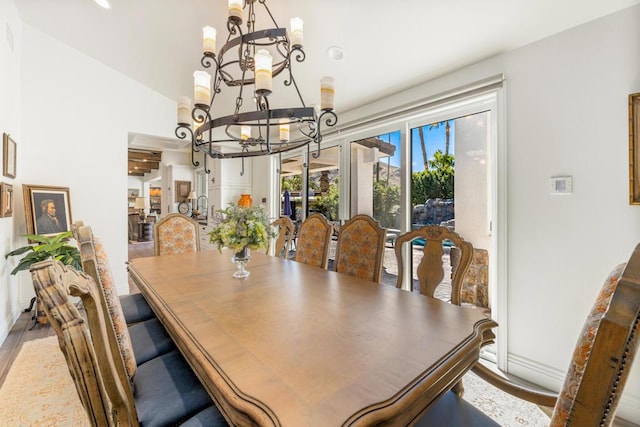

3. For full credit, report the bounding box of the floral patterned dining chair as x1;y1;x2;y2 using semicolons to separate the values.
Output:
153;213;201;256
294;213;333;269
334;214;386;282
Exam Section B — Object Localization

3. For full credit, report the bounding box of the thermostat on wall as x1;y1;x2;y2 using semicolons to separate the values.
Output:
550;176;572;194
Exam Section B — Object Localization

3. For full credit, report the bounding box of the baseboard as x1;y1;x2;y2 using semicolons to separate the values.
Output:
0;307;22;348
507;353;564;391
507;353;640;423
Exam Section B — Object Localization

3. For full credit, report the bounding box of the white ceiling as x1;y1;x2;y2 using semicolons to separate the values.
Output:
15;0;640;119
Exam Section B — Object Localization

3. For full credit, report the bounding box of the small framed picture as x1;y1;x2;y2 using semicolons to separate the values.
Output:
174;180;191;203
0;182;13;217
630;93;640;204
3;133;16;179
23;184;72;238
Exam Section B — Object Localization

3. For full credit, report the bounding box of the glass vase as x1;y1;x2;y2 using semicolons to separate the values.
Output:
232;247;251;279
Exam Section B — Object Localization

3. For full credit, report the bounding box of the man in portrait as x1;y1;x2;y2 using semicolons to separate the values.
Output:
36;199;65;234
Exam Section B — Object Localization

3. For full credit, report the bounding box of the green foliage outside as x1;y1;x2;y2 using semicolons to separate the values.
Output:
372;180;400;229
283;148;453;225
309;179;339;221
282;175;303;192
411;150;454;205
5;231;81;276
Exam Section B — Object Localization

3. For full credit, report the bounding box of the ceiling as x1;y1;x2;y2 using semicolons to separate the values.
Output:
128;148;161;177
15;0;640;154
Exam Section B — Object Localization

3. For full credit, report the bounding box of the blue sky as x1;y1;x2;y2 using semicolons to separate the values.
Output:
376;121;455;172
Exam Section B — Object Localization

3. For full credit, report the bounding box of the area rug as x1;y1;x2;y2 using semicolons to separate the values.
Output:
0;336;89;426
464;370;550;426
0;336;550;426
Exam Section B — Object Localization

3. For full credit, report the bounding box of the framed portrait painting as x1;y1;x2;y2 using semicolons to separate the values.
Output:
3;133;16;179
0;182;13;217
630;93;640;204
23;184;72;238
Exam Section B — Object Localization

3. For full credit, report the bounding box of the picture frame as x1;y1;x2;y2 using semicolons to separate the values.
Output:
0;182;13;217
630;93;640;204
174;180;191;203
3;133;16;179
128;188;139;205
23;184;72;238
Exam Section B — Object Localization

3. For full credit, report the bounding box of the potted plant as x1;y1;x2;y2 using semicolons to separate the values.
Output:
5;231;81;275
5;231;81;324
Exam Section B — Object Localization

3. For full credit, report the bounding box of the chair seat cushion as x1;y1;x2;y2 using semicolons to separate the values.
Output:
414;391;499;427
134;350;213;427
120;292;155;325
128;318;175;366
181;406;228;426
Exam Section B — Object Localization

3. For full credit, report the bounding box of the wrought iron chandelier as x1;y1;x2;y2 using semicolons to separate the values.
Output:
175;0;338;173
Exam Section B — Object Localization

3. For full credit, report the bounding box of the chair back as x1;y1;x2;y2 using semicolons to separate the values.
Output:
334;214;386;282
153;213;200;256
269;216;295;258
294;213;333;269
549;251;640;426
394;225;473;305
72;221;138;381
30;260;139;426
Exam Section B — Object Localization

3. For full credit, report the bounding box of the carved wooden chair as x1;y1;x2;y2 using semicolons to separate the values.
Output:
153;213;201;256
269;216;295;258
71;222;174;380
30;259;227;426
416;244;640;426
334;214;386;282
294;213;333;269
394;225;473;305
72;221;154;325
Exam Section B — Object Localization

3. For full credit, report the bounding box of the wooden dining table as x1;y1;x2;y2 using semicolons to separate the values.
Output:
128;250;497;426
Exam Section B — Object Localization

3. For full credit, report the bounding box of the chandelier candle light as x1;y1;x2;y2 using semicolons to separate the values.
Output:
174;0;338;175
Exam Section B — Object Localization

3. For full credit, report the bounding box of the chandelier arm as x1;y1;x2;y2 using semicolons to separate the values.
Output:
203;153;210;174
257;0;279;28
180;0;338;162
310;111;338;159
319;110;338;129
175;125;202;168
265;116;272;154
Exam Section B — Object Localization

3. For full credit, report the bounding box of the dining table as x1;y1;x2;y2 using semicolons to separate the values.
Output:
128;249;497;426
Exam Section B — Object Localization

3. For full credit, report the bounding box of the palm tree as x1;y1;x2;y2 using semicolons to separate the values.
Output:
428;120;452;155
418;126;428;170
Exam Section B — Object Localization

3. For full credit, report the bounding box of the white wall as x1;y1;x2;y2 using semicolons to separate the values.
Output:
10;24;178;308
325;5;640;421
0;0;22;343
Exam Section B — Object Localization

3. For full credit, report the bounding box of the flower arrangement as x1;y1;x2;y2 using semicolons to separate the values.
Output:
209;203;274;253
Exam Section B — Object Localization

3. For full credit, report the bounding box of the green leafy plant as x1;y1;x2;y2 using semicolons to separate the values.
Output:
5;231;81;276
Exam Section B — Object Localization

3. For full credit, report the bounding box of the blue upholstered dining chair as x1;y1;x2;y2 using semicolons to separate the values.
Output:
73;223;174;381
30;259;227;426
73;221;153;325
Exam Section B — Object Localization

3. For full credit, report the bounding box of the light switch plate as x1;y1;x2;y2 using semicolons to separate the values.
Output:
550;176;572;194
